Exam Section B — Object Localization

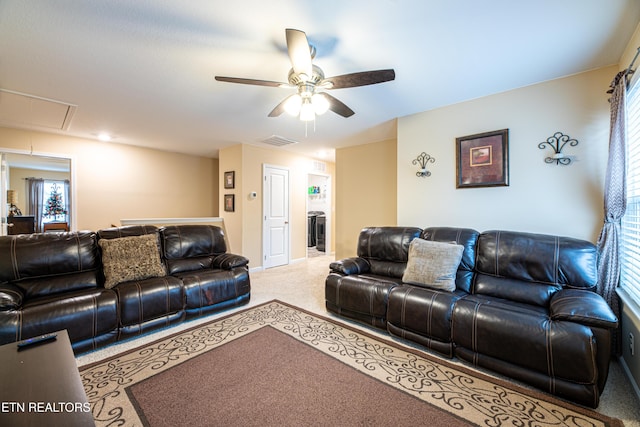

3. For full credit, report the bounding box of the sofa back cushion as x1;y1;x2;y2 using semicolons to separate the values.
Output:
161;225;227;275
421;227;479;293
356;227;422;278
474;230;597;306
0;231;99;298
97;225;160;240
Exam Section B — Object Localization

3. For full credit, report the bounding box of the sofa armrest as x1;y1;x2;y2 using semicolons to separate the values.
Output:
0;283;24;310
212;253;249;270
550;289;618;329
329;257;370;275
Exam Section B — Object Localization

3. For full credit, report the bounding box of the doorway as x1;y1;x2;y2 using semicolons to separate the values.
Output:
0;149;74;236
307;173;331;258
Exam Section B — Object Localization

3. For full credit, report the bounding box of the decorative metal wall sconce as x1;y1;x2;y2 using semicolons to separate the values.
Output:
412;152;435;177
538;132;579;165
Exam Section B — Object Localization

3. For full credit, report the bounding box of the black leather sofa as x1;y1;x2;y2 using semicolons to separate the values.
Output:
326;226;618;408
0;225;250;354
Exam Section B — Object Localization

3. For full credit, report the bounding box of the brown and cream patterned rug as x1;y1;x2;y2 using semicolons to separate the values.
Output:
79;301;622;427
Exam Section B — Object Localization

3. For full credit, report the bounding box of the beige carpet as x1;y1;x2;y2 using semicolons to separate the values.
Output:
80;301;623;427
76;253;640;426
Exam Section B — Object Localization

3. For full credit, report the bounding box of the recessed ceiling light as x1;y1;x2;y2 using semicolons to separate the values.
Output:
97;133;112;142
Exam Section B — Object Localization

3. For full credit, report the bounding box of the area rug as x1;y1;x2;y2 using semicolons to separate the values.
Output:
79;300;623;427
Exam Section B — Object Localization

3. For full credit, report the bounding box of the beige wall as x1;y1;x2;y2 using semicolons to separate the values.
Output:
397;66;615;243
219;144;243;254
219;143;335;268
335;139;397;259
1;127;219;231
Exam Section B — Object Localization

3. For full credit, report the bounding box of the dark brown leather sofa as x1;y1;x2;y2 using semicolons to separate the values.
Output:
326;226;618;408
0;224;250;354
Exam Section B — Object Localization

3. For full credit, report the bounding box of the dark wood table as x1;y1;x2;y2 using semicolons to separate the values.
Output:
0;330;95;426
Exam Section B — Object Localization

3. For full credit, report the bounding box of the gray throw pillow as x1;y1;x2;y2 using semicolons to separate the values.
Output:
99;234;166;289
402;239;464;292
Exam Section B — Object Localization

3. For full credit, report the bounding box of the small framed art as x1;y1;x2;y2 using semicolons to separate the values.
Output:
224;171;235;189
224;194;235;212
456;129;509;188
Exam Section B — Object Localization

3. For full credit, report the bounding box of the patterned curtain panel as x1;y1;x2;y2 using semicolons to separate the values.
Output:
596;71;628;354
27;178;45;233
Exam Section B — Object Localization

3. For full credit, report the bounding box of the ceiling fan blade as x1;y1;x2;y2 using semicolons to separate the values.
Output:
285;28;313;78
321;93;355;117
323;69;395;89
268;94;297;117
215;76;288;88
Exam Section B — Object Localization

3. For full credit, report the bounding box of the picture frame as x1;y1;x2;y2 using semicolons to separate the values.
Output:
224;194;235;212
224;171;235;189
456;129;509;188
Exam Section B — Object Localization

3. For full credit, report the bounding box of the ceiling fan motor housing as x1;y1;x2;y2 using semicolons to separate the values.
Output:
288;64;325;87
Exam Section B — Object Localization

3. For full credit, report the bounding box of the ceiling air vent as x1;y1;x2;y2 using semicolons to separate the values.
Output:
260;135;299;147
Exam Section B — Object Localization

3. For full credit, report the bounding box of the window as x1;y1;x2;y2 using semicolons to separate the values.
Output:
42;180;68;224
620;79;640;303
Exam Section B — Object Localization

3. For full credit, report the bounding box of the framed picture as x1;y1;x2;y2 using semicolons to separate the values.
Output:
224;194;235;212
224;171;235;189
456;129;509;188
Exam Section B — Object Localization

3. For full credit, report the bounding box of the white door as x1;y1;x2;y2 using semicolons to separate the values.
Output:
0;153;7;236
263;165;290;268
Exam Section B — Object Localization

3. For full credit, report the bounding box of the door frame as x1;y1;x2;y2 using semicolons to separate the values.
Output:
262;164;291;269
0;147;77;232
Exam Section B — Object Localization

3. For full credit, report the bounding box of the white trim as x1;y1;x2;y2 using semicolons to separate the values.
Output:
618;355;640;405
121;217;224;225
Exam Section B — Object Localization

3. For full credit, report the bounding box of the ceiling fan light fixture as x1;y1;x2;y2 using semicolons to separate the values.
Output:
312;93;329;115
299;99;315;121
284;94;302;116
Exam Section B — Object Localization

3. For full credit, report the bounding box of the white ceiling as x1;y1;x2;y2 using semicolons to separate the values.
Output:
1;0;639;160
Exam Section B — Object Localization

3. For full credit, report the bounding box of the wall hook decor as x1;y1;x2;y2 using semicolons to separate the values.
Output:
538;132;579;165
412;152;435;177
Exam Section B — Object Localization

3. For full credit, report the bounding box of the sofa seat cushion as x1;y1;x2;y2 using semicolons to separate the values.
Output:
175;268;250;310
325;272;403;328
387;285;466;357
99;234;166;289
5;288;118;345
452;294;597;385
113;276;184;327
402;239;464;291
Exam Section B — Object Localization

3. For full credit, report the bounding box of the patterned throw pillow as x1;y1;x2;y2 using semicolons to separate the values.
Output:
99;234;166;289
402;238;464;292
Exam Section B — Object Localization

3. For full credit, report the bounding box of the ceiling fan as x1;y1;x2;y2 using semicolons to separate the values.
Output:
215;28;395;121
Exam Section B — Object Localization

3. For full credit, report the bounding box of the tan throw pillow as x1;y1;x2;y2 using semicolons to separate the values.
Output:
99;234;166;289
402;239;464;292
